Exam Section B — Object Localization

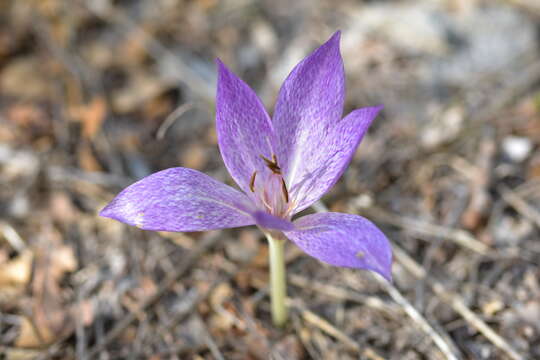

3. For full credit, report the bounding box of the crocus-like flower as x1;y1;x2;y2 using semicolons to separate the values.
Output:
100;32;392;285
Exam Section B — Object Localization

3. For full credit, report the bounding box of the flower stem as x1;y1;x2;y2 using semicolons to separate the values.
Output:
266;233;288;327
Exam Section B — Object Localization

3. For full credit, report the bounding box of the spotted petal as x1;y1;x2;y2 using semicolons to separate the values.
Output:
216;59;275;194
99;167;254;232
271;32;344;197
290;106;382;212
284;212;392;281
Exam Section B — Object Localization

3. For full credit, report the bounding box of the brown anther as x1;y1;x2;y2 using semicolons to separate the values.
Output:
249;171;257;193
356;251;365;259
281;178;289;203
260;154;281;174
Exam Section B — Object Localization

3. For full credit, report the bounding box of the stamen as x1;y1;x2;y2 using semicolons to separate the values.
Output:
249;171;257;192
261;190;273;212
260;154;272;164
286;200;296;214
281;178;289;203
260;154;281;174
356;251;365;259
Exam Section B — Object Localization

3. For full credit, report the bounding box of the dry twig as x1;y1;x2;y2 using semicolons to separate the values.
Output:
374;276;461;360
498;184;540;229
290;300;384;359
358;206;491;256
289;273;399;316
156;102;194;140
76;0;215;104
0;222;26;252
392;244;526;360
195;314;226;360
40;233;220;359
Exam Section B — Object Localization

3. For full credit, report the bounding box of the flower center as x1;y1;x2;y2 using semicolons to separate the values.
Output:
249;154;294;218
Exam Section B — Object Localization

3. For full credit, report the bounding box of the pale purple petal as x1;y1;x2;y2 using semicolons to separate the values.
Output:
284;212;392;281
99;167;254;232
216;59;275;194
253;211;294;231
290;106;383;212
271;31;344;190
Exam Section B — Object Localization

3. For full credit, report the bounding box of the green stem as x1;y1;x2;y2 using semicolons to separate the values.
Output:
266;233;288;327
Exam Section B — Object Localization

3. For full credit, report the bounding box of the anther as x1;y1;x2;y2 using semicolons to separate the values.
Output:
260;154;281;174
249;171;257;193
281;178;289;203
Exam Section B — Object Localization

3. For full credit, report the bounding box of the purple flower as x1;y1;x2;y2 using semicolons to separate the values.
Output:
100;32;392;281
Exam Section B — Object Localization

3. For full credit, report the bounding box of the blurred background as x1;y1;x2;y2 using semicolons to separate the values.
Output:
1;0;540;359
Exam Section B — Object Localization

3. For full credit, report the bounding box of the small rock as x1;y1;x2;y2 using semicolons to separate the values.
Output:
421;106;464;149
0;145;40;180
502;136;532;162
251;20;278;56
351;194;374;209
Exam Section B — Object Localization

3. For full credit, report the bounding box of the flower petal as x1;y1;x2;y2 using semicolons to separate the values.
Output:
271;31;344;190
216;59;275;194
253;211;294;231
284;212;392;281
99;167;254;232
290;106;382;212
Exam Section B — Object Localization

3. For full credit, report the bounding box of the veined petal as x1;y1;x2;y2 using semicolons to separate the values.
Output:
99;167;254;232
272;31;345;191
253;211;294;231
216;59;275;194
284;212;392;281
290;106;382;212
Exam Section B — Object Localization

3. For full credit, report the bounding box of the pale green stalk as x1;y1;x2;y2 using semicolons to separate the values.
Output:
266;232;288;327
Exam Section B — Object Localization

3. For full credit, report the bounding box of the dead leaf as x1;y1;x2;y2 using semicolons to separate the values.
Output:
49;191;77;224
78;142;103;172
179;142;208;169
130;275;158;301
2;345;41;360
112;73;167;113
15;244;78;348
69;97;107;140
120;31;148;66
482;299;505;316
15;316;56;348
0;250;33;287
50;245;77;278
74;300;95;327
245;331;272;360
274;334;304;360
210;282;233;309
252;243;269;268
6;103;48;129
0;57;53;99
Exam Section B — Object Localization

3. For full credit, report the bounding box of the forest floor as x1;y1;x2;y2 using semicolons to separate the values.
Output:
1;0;540;359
